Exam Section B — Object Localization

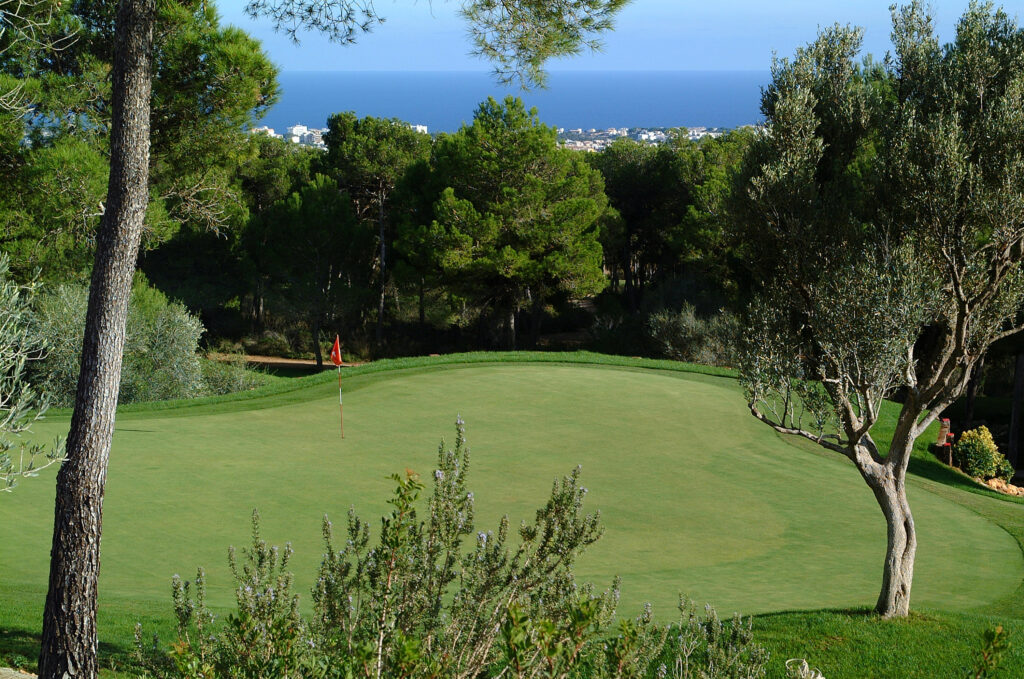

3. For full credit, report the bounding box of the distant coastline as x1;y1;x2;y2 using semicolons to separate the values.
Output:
259;70;770;135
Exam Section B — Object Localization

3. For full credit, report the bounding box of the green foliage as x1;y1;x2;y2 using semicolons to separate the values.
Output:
319;112;432;339
320;113;431;216
971;624;1011;679
2;137;108;281
588;138;694;305
428;96;607;347
244;173;374;362
590;130;754;313
1;0;279;283
244;0;627;89
647;305;739;367
954;427;1012;481
31;280;206;406
459;0;629;88
238;134;316;214
738;2;1024;456
200;356;267;397
0;254;62;493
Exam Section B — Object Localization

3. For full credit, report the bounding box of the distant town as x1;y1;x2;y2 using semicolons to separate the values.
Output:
250;122;738;152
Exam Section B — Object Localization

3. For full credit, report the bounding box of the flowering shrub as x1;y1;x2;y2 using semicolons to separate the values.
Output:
953;427;1012;481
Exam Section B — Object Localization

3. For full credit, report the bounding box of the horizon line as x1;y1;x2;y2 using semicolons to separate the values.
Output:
276;68;772;74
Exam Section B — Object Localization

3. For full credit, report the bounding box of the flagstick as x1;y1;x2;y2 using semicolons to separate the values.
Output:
337;365;344;439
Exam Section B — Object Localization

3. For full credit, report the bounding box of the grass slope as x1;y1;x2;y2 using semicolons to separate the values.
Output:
1;353;1022;677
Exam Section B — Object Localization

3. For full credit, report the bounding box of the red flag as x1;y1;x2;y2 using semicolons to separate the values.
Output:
330;335;343;367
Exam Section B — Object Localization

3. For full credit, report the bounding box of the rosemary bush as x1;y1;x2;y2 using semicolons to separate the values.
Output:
0;254;62;493
647;305;739;368
32;281;206;405
136;420;770;679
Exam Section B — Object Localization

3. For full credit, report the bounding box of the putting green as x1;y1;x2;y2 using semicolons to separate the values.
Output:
1;363;1020;629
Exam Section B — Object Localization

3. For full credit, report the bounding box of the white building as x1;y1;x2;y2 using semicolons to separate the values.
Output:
286;124;308;143
409;124;428;134
249;125;281;139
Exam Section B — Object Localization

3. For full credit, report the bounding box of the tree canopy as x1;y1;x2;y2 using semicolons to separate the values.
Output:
429;96;607;348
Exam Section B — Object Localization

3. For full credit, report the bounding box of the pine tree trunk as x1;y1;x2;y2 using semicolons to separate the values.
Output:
252;278;266;330
507;308;517;350
39;1;155;676
312;317;324;369
376;196;386;344
418;277;426;326
869;471;916;618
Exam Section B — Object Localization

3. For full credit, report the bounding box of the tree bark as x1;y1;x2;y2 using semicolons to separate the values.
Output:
1009;353;1024;467
375;194;386;345
507;307;517;350
868;471;916;618
418;276;426;326
39;1;155;676
312;316;324;368
963;354;985;429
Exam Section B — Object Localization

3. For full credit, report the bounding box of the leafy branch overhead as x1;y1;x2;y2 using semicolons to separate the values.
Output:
243;0;630;87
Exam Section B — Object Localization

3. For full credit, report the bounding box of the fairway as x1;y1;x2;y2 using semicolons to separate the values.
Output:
1;361;1021;638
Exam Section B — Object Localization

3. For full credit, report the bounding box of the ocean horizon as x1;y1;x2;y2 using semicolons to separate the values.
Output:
259;70;771;135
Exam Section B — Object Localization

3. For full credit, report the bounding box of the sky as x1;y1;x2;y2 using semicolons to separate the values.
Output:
217;0;1024;72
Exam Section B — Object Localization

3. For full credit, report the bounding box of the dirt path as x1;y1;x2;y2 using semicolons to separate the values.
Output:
207;353;363;371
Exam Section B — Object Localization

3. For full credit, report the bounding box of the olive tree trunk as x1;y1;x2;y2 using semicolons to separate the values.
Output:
859;416;918;619
38;0;155;676
866;469;916;617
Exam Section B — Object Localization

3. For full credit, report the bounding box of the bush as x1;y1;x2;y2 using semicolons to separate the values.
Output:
200;356;267;396
0;254;62;492
32;280;206;406
996;456;1015;484
136;421;770;679
647;304;740;367
953;426;1013;480
242;330;293;357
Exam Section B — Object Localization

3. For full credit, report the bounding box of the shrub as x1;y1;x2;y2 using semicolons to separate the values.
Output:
996;456;1015;484
953;427;1013;480
242;330;292;357
137;421;771;679
647;304;740;367
200;356;267;396
32;280;205;406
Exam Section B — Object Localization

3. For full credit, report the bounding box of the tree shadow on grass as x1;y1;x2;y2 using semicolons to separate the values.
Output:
0;627;133;673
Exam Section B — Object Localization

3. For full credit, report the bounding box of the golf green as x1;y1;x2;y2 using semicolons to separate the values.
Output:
1;362;1020;633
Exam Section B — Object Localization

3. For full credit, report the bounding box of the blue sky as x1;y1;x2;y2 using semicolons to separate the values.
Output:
217;1;1024;72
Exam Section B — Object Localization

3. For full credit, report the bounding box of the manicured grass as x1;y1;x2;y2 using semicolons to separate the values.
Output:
754;609;1024;678
2;353;1023;676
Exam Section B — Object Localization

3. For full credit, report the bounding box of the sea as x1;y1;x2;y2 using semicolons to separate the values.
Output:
259;70;770;134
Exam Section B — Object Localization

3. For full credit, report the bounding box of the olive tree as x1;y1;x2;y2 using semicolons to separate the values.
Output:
737;1;1024;618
